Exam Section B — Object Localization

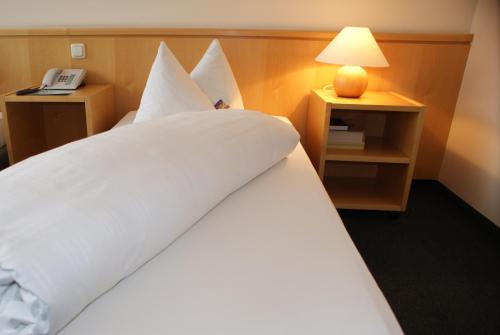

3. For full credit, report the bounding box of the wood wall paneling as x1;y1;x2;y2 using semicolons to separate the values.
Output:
0;37;31;94
0;29;472;179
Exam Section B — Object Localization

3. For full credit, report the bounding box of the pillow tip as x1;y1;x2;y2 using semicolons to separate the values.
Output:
209;39;223;52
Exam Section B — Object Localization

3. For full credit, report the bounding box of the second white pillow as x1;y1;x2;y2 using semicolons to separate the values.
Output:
134;42;213;123
191;39;245;109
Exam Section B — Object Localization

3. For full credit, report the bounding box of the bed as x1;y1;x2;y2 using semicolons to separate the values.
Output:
50;112;402;334
0;39;402;335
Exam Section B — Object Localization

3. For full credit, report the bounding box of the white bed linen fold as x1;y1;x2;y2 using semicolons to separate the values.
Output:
60;140;403;335
0;110;299;335
112;110;137;128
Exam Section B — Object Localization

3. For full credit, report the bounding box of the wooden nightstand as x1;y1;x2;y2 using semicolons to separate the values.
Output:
306;89;425;211
0;84;115;165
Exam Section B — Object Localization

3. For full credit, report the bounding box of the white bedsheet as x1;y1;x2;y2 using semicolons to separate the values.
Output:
60;115;402;334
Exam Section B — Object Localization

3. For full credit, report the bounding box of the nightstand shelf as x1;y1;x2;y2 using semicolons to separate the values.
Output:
324;176;403;211
306;89;425;211
326;137;409;164
0;84;115;164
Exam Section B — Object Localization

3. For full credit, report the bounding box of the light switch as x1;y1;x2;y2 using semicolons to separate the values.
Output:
70;43;86;59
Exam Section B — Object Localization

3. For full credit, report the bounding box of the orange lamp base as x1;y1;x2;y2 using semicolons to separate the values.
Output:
333;65;368;98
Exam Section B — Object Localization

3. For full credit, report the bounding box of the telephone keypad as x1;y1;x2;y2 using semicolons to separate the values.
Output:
57;74;75;83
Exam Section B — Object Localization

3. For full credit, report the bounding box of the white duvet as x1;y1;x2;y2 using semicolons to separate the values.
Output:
0;110;299;335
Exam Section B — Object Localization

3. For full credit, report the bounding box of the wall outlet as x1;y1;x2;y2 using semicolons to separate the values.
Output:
70;43;86;59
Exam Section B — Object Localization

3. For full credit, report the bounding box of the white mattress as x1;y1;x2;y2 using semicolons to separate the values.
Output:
60;112;401;334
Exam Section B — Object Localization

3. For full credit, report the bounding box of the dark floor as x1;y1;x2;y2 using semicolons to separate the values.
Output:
0;146;8;170
340;180;500;335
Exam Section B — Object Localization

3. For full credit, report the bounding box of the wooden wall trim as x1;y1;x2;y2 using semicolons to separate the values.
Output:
0;28;473;44
0;28;472;179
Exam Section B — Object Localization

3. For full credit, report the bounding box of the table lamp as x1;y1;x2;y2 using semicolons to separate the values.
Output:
316;26;389;98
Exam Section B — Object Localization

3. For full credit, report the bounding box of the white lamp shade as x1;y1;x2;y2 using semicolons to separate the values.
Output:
315;27;389;67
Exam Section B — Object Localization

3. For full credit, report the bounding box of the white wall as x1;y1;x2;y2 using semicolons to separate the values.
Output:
1;0;477;33
439;0;499;226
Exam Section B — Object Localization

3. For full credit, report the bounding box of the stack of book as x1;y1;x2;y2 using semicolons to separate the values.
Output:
327;118;365;150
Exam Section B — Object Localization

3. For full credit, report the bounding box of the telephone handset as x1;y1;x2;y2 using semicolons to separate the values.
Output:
41;68;87;90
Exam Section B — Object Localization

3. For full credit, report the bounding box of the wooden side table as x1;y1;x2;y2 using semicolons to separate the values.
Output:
306;89;425;211
0;84;115;165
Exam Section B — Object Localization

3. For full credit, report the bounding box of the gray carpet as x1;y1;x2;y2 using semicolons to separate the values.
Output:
340;180;500;335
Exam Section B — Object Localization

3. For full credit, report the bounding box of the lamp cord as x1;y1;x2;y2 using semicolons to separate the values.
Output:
322;84;333;91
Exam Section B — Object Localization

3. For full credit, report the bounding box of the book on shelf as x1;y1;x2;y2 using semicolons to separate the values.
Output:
328;130;365;150
328;130;364;144
329;117;349;131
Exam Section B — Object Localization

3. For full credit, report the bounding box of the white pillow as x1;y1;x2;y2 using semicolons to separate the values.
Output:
191;39;244;109
134;42;213;123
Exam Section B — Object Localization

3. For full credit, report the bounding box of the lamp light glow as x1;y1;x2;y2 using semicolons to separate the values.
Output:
316;27;389;98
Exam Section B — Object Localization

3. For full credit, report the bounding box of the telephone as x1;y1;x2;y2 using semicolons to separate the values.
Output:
41;68;87;90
